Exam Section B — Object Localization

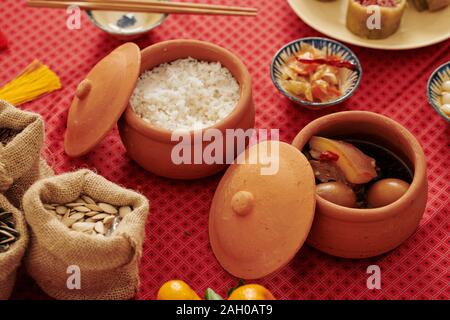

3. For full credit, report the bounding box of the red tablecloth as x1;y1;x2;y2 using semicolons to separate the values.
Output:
1;0;448;300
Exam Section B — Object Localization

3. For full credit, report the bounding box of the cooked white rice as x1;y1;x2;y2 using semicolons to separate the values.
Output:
130;57;240;131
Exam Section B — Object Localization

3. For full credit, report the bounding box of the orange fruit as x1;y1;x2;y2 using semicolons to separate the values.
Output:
156;280;201;300
228;284;276;300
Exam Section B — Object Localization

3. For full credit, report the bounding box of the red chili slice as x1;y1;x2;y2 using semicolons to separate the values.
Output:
311;84;328;102
297;57;358;71
292;62;319;76
327;86;341;97
320;151;340;161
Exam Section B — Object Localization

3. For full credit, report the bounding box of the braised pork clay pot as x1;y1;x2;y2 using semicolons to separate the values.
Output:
292;111;428;259
118;40;255;179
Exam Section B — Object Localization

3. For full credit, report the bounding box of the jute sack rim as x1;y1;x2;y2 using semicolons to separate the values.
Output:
0;193;28;281
0;100;44;189
23;169;149;271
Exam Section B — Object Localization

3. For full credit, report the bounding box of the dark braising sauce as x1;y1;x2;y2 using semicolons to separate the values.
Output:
303;138;413;208
345;139;413;183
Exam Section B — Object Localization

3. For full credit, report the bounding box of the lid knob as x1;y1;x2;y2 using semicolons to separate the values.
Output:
75;79;92;100
231;191;254;216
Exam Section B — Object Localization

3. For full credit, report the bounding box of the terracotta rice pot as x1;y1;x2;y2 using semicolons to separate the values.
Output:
118;40;255;179
292;111;428;258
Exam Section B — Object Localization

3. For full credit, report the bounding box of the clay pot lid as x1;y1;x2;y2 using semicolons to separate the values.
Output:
64;43;141;157
209;141;316;279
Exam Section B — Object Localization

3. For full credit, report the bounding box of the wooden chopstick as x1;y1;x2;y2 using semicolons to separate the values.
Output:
59;0;257;13
26;0;258;16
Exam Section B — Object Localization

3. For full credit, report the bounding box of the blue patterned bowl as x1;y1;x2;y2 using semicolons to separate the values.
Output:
86;11;168;40
427;61;450;123
271;37;362;109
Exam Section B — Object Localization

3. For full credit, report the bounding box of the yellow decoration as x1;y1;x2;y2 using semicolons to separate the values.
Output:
0;60;61;105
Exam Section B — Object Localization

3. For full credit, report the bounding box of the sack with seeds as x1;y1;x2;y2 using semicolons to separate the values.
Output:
23;169;149;300
0;194;28;300
0;100;53;208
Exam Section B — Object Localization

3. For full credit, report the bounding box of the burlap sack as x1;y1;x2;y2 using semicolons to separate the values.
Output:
0;100;53;208
0;194;28;300
23;169;149;300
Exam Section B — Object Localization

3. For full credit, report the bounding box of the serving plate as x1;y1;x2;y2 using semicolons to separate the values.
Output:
287;0;450;50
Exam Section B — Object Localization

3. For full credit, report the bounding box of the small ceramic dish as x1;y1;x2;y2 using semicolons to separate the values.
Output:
271;37;362;109
427;61;450;122
86;10;168;40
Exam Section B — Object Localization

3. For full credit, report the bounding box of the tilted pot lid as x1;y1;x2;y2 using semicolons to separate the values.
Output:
64;43;141;157
209;140;316;279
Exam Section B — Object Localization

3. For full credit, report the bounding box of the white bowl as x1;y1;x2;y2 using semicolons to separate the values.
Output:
86;10;168;40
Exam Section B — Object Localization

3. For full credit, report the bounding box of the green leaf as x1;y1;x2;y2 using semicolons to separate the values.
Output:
205;288;224;300
227;279;245;298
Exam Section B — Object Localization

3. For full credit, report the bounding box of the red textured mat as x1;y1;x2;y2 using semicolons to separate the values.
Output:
1;0;449;300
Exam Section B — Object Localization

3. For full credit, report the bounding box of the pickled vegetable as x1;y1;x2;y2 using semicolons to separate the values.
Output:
279;44;350;103
442;80;450;92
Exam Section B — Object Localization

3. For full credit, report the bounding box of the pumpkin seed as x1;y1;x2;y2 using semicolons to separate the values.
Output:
81;195;96;205
63;210;70;219
66;202;85;208
94;221;105;234
92;213;109;221
0;211;12;221
73;206;91;212
56;206;68;215
0;230;15;244
70;212;85;221
98;203;118;214
44;194;133;238
0;208;19;252
43;204;56;210
72;222;95;232
62;216;78;227
0;223;19;237
103;215;115;226
119;206;132;218
0;238;14;245
84;203;103;212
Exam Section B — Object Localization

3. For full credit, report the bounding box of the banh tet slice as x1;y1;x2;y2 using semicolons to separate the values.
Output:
412;0;449;11
412;0;430;11
309;136;377;184
346;0;407;39
426;0;450;11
